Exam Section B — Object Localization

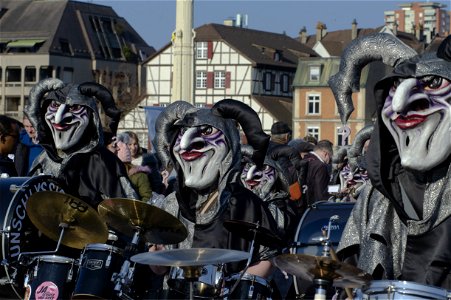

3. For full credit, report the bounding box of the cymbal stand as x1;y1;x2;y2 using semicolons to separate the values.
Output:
227;221;258;297
18;222;68;264
113;227;141;299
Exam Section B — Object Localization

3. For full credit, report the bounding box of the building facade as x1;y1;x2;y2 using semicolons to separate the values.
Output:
122;23;317;147
0;0;154;121
384;2;450;44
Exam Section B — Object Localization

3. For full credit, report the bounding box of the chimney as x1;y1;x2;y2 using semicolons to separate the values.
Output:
299;26;307;44
415;23;423;41
316;22;327;41
352;19;358;40
393;22;398;36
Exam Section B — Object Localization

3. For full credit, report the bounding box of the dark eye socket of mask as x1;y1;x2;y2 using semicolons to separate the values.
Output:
423;76;443;89
200;126;213;135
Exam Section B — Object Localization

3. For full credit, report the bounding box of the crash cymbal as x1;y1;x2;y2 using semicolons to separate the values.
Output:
26;191;108;249
131;248;250;267
98;198;188;244
223;220;283;248
272;253;372;288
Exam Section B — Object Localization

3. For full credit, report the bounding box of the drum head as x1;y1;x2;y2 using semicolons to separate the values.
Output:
1;175;66;298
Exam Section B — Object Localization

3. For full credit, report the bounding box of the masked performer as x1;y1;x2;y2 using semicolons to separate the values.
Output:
152;99;281;299
24;78;138;208
331;33;451;289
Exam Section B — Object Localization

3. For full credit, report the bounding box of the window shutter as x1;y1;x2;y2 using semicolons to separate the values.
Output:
207;41;213;59
207;72;214;88
225;72;231;88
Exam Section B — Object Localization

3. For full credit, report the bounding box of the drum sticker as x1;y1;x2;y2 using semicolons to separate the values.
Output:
7;178;64;258
34;281;59;300
85;258;104;270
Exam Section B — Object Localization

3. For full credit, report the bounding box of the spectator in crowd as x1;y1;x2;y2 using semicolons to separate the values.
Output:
125;131;147;166
14;115;44;176
0;115;20;176
303;140;334;204
116;132;152;202
303;134;318;145
288;138;314;159
269;121;292;147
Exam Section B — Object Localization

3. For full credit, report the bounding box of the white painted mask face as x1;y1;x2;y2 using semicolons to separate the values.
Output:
382;76;451;171
240;162;276;199
173;125;229;190
45;101;90;151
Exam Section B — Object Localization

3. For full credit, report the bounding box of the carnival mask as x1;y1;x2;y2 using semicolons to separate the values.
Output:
240;162;276;199
173;124;229;190
382;76;451;171
45;101;89;151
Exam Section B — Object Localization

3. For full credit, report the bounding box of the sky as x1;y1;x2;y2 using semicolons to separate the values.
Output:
90;0;451;50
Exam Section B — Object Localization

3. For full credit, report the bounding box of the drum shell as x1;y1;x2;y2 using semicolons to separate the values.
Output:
1;176;66;299
72;243;124;299
290;201;354;296
225;273;272;300
28;255;76;300
362;280;450;299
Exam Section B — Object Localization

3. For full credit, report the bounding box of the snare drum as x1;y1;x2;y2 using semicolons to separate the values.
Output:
290;201;354;296
167;264;224;299
225;273;272;300
72;243;124;299
26;255;76;300
362;280;450;299
1;176;65;299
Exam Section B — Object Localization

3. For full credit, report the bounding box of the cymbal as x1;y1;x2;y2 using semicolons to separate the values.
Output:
131;248;250;266
26;191;108;249
97;198;188;244
223;220;283;248
272;253;372;288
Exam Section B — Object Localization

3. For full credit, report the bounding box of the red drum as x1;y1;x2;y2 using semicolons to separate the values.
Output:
1;175;65;299
290;201;354;296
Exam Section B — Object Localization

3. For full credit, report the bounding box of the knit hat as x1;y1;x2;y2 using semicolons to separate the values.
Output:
271;121;291;135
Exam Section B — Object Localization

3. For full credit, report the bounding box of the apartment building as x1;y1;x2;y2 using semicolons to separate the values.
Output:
0;0;154;121
384;2;450;44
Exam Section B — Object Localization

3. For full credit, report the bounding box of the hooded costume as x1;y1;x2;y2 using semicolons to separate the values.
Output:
154;99;280;276
332;34;451;289
24;78;137;208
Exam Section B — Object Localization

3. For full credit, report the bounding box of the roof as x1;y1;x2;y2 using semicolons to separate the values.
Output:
253;95;292;125
292;57;340;87
195;23;317;68
300;26;424;56
0;0;154;59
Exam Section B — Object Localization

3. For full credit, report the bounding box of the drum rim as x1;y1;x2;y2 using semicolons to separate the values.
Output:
363;280;449;295
84;243;122;254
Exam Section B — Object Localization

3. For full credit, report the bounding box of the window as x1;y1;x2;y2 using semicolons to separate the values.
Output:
60;39;73;55
25;67;36;82
6;67;21;82
309;66;320;81
196;42;208;59
281;74;290;93
263;72;272;91
40;66;53;80
307;94;320;114
196;71;207;88
214;71;225;88
6;96;20;112
307;127;319;141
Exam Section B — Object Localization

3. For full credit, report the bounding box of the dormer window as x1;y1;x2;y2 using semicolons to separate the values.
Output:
309;65;320;81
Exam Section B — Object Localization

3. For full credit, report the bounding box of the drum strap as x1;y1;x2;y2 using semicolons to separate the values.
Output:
399;183;420;220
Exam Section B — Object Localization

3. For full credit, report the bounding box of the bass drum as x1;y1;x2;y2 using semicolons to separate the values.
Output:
290;201;354;296
1;175;66;299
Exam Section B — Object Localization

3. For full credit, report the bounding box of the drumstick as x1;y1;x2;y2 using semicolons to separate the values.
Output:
329;246;354;300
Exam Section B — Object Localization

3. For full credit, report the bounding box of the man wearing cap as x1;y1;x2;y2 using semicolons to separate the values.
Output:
270;121;292;146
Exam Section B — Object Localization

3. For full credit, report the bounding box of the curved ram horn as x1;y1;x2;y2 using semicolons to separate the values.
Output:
348;125;374;172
